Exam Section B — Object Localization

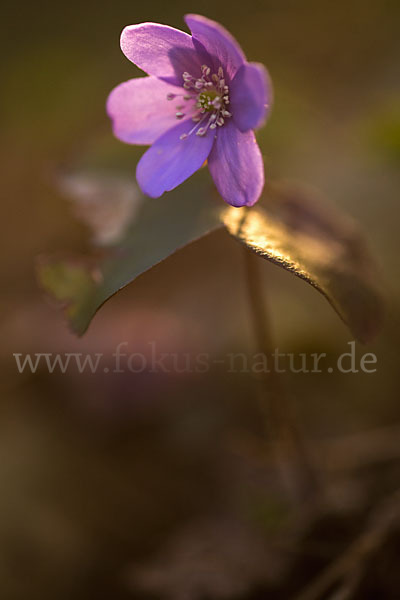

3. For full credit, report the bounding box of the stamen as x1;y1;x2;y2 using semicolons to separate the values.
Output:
176;64;232;140
187;113;208;136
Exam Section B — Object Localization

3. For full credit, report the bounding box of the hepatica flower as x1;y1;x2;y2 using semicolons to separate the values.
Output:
107;14;273;207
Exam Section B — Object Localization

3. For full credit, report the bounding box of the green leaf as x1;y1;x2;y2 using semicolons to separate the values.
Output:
222;181;383;343
38;172;224;335
38;174;382;342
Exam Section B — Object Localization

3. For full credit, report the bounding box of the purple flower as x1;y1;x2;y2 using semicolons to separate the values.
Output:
107;15;273;207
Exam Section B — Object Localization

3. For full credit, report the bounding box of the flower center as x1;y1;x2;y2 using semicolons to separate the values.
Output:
198;89;221;111
166;65;231;140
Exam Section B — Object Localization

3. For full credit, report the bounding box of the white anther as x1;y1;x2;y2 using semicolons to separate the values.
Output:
178;67;232;135
180;133;188;140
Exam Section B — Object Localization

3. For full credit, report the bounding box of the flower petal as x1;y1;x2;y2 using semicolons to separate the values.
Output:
230;62;273;132
136;120;215;198
184;14;246;80
120;22;202;85
208;120;264;207
107;76;194;145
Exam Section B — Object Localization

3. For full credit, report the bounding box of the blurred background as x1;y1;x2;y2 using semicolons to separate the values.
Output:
1;0;400;598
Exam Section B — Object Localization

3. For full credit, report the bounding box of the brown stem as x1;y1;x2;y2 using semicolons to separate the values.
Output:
243;246;319;502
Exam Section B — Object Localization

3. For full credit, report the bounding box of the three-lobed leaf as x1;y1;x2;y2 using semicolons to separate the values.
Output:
38;172;382;341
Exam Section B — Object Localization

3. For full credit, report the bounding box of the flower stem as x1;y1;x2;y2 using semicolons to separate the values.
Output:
243;246;320;503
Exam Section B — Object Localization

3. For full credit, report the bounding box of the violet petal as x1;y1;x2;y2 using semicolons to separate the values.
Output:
120;22;202;86
230;62;273;132
184;14;246;80
136;120;215;198
208;120;264;207
107;76;194;145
